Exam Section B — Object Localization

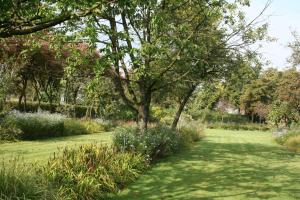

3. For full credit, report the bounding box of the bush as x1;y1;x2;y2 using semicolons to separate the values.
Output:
44;144;148;199
285;135;300;153
178;122;205;146
64;119;113;136
0;159;57;200
113;125;199;162
94;118;115;131
0;123;22;141
63;119;89;136
275;129;300;145
0;112;113;141
6;100;97;118
3;111;65;140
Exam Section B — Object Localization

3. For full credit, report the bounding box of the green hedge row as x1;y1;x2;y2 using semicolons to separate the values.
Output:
5;100;137;121
6;101;96;118
189;110;250;123
0;112;112;141
207;123;270;131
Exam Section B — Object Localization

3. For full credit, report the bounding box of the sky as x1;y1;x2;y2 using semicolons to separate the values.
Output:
244;0;300;69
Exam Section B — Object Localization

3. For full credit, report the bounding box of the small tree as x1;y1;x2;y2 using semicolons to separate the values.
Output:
253;102;269;124
267;101;299;128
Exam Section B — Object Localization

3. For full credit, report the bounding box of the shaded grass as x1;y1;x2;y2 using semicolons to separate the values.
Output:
0;132;112;163
115;129;300;200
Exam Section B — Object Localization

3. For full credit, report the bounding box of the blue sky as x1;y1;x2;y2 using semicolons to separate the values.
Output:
244;0;300;69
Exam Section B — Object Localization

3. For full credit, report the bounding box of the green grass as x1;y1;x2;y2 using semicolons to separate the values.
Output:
0;132;112;163
1;129;299;199
114;129;300;200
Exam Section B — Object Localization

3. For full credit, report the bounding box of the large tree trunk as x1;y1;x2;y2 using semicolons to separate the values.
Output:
24;93;27;111
18;95;23;110
18;78;28;111
138;103;150;131
138;89;151;131
171;84;197;130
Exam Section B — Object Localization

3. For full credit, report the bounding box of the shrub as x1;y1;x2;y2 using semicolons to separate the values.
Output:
0;112;113;141
0;123;22;141
114;125;188;162
63;119;113;136
6;100;97;118
178;123;205;146
44;144;148;199
94;118;114;131
63;119;89;136
0;159;57;200
284;135;300;153
3;111;65;140
275;129;300;145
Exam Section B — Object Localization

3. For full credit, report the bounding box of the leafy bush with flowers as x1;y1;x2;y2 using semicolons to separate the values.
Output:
113;125;202;162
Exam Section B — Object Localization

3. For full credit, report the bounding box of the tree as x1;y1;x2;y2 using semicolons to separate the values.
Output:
288;31;300;67
0;0;114;38
253;102;268;124
76;0;230;130
223;54;261;112
0;33;97;112
268;101;299;128
276;68;300;111
76;0;269;130
267;68;300;127
240;68;279;121
166;0;272;129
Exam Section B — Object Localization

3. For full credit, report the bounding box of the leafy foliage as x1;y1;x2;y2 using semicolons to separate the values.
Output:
113;125;203;162
267;101;299;128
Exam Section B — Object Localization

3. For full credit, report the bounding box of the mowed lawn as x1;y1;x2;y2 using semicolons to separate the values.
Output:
115;129;300;200
0;129;299;199
0;132;112;163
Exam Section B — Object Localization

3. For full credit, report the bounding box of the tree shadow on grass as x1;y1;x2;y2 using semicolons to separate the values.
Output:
114;140;300;200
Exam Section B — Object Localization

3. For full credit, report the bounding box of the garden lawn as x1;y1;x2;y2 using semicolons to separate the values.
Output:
115;129;300;200
0;132;112;163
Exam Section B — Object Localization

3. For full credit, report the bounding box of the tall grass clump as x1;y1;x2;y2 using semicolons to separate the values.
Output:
3;111;65;140
63;119;89;136
0;159;57;200
285;135;300;153
0;111;113;141
275;129;299;145
0;123;22;142
275;129;300;153
44;144;148;200
178;121;205;146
